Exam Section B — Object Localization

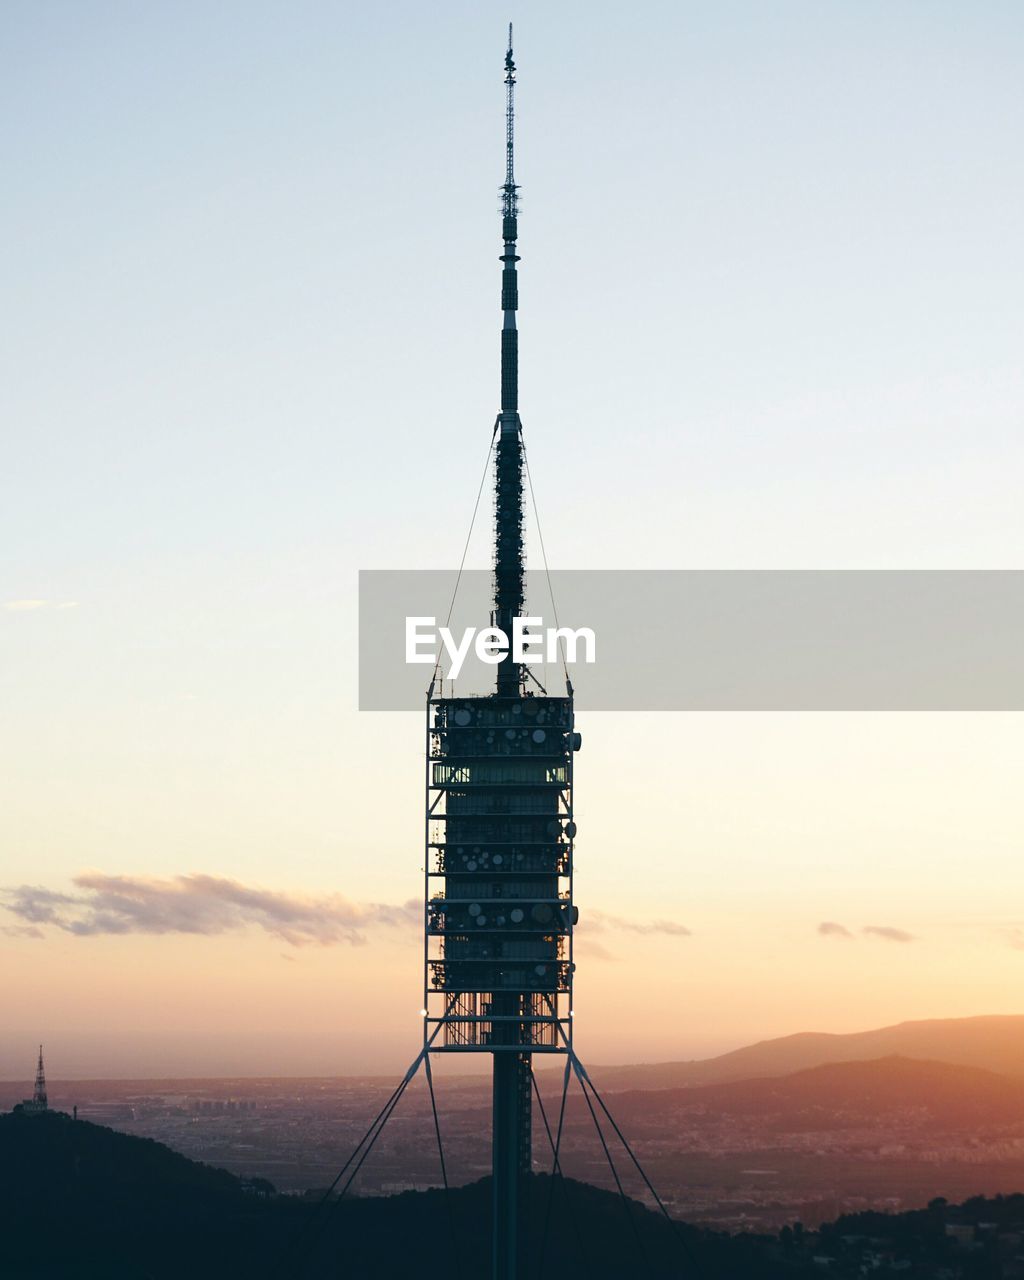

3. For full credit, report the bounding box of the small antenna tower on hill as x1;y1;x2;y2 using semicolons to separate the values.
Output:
33;1045;47;1109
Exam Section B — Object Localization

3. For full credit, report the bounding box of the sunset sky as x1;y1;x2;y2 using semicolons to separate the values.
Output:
2;0;1023;1078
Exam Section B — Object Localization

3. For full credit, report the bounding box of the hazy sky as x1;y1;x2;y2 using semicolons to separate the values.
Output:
2;1;1023;1078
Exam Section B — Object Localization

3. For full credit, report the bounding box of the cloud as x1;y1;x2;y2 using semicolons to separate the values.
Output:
862;925;915;943
2;873;690;952
2;874;420;948
818;921;915;943
3;599;78;612
1;923;45;939
818;921;854;938
585;909;691;937
572;937;618;962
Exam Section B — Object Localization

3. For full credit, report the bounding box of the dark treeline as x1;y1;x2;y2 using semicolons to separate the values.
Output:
2;1110;1020;1278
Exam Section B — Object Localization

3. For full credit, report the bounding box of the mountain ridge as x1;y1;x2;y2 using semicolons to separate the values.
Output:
587;1015;1024;1091
6;1015;1024;1103
597;1054;1024;1131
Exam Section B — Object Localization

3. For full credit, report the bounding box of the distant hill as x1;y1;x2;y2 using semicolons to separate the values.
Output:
0;1110;794;1278
9;1015;1024;1108
600;1055;1024;1132
589;1015;1024;1091
0;1104;253;1200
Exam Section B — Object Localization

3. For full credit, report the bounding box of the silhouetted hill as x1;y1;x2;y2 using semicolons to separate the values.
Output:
590;1015;1024;1091
0;1110;797;1278
7;1108;1024;1276
0;1105;250;1199
602;1055;1024;1132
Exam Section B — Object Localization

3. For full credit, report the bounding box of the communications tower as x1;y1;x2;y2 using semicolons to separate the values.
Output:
33;1045;47;1109
15;1045;48;1114
423;26;580;1280
279;31;687;1280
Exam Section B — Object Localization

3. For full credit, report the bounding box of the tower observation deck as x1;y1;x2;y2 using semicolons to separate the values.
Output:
422;27;581;1280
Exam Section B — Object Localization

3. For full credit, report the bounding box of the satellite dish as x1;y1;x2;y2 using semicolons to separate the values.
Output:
532;729;546;743
454;708;472;726
531;903;553;924
510;909;524;923
564;822;577;839
468;903;481;915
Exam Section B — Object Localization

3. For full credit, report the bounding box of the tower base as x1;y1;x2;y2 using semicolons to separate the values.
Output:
491;1051;531;1280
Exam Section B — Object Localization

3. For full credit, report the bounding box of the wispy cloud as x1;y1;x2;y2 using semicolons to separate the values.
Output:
1;923;45;939
862;924;915;943
586;910;691;937
2;872;692;953
2;874;420;948
3;599;78;612
572;937;618;962
819;920;915;943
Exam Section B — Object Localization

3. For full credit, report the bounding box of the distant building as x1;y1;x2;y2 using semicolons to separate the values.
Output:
12;1045;48;1115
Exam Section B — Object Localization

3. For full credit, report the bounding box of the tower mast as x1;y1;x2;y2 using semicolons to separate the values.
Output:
33;1045;47;1110
491;27;530;1277
494;23;524;700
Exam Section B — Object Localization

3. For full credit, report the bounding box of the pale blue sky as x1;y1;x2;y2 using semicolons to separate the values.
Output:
2;2;1023;1074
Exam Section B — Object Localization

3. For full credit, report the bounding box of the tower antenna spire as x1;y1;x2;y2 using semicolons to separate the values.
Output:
503;24;517;218
494;23;524;698
33;1044;47;1110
